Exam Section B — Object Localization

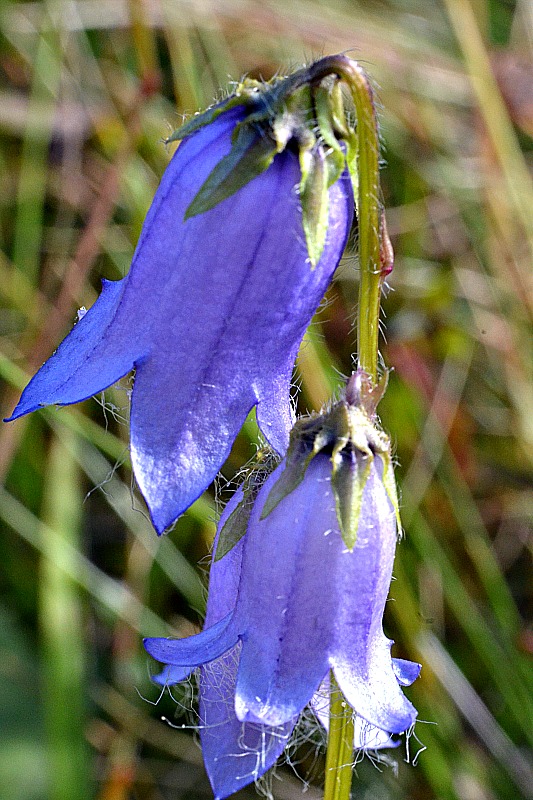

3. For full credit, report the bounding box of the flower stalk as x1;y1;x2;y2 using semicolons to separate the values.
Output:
309;56;388;800
304;55;385;384
350;65;381;385
324;674;355;800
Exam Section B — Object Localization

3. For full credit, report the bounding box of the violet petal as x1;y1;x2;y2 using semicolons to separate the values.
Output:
8;108;353;533
151;488;245;687
232;456;338;725
4;278;139;416
329;458;418;734
199;650;295;800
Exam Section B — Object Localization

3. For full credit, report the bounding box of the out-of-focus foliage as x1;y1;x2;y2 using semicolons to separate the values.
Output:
0;1;531;799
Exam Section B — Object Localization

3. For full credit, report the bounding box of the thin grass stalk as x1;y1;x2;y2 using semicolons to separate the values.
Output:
0;483;168;634
12;4;61;286
443;0;533;255
39;430;91;800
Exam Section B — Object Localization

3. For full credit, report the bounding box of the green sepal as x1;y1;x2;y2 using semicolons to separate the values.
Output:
215;448;276;560
322;81;358;197
330;453;372;550
380;452;402;537
299;146;330;267
271;84;315;150
215;492;253;561
324;151;346;191
329;82;353;139
328;402;353;458
314;84;346;187
165;92;258;145
259;453;312;520
259;411;335;519
184;124;279;219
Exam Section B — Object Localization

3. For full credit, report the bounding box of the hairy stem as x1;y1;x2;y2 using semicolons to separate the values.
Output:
324;672;355;800
347;62;381;384
306;55;383;383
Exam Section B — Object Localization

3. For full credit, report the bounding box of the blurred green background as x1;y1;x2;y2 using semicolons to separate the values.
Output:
0;0;532;798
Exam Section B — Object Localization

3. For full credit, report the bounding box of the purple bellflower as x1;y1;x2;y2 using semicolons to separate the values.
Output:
154;487;295;799
5;59;358;533
145;376;420;797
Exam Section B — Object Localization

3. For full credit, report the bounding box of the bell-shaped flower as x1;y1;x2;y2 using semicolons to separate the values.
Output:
145;377;419;796
6;56;360;533
154;487;295;799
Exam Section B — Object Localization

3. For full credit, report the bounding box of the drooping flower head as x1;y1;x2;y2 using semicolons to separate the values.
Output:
153;485;296;799
4;56;369;533
145;372;420;797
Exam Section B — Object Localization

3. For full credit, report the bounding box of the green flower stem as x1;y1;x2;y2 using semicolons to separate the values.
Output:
344;63;381;384
306;55;382;384
305;56;383;800
324;672;355;800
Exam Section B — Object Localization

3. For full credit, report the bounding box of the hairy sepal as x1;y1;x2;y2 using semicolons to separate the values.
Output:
331;452;372;550
172;60;366;265
299;146;330;268
185;124;279;219
261;372;396;549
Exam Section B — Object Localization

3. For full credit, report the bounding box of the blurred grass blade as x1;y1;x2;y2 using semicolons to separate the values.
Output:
408;513;533;743
57;422;207;613
39;430;91;800
12;4;62;285
443;0;533;256
0;485;167;635
419;632;533;799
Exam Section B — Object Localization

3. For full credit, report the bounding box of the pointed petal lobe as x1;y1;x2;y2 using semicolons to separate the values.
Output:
199;650;295;800
329;459;417;733
144;613;237;668
6;278;142;421
393;658;422;687
151;489;245;687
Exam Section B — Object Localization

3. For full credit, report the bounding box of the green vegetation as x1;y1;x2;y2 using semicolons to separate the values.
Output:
0;1;531;798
